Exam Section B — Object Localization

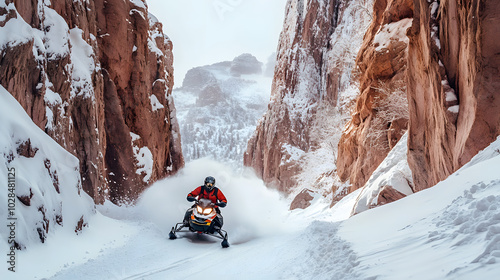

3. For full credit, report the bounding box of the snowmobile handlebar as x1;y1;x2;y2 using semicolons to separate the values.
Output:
188;197;224;207
215;202;226;208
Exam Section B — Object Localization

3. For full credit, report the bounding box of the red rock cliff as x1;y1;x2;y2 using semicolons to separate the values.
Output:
244;0;342;192
0;0;184;204
407;0;500;190
337;0;414;192
244;0;373;195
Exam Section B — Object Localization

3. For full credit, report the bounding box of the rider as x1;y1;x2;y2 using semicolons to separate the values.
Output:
183;176;227;229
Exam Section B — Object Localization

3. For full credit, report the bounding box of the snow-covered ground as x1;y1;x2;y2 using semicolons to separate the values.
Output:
340;137;500;279
3;136;500;279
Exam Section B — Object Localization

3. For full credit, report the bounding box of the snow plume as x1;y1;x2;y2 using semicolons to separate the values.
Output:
135;158;292;243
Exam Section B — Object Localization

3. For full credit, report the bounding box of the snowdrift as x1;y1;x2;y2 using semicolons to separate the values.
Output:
339;135;500;279
0;86;94;250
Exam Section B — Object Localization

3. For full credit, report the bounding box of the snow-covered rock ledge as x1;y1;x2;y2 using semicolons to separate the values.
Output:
351;132;414;215
0;86;94;250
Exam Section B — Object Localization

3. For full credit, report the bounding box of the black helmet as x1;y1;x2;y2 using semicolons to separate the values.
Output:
204;176;216;191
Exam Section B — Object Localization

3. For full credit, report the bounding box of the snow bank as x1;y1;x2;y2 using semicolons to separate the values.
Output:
0;86;94;250
2;211;137;280
339;136;500;279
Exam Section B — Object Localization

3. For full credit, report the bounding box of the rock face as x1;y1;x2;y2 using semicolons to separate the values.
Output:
244;0;373;195
377;185;406;205
244;0;335;192
337;0;413;192
290;188;315;210
406;0;500;190
245;0;500;211
0;0;184;204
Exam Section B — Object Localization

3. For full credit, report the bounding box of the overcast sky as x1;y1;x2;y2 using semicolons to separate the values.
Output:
146;0;288;87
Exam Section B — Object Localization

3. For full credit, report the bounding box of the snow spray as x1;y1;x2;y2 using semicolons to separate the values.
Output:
135;158;292;244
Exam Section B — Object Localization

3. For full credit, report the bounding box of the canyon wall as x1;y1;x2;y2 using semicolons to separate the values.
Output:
245;0;374;198
336;0;500;208
245;0;340;192
247;0;500;210
0;0;184;204
337;0;414;192
407;0;500;191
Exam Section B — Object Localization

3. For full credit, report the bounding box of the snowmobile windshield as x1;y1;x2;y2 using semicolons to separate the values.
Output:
197;198;213;208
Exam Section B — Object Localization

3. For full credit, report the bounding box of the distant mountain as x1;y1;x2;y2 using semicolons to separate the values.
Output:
173;54;272;168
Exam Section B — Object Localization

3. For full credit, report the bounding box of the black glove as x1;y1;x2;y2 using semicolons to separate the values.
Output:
187;196;196;202
216;202;226;208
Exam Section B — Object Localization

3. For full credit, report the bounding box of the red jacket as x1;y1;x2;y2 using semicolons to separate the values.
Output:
187;186;227;206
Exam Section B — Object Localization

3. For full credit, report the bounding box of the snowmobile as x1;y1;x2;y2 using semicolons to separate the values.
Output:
169;198;229;248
